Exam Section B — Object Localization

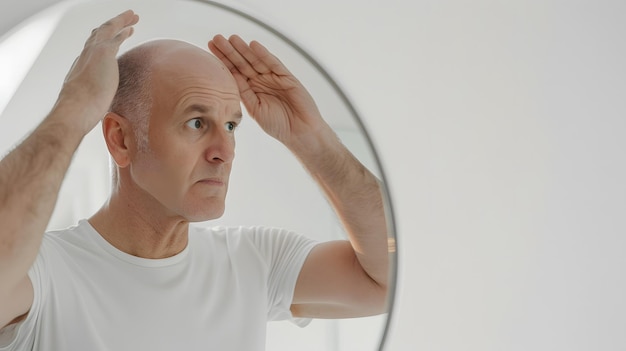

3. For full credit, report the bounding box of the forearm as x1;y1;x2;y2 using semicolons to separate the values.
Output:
0;102;86;288
288;125;389;288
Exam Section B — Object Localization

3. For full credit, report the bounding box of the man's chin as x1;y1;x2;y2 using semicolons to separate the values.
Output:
184;208;225;223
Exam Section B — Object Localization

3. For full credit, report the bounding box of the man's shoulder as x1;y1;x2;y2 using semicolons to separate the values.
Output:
41;220;91;247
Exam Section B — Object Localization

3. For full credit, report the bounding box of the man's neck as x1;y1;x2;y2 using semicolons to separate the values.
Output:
88;190;189;259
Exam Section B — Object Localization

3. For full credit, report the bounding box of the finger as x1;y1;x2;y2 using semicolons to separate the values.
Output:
208;38;236;72
102;10;139;32
208;39;251;91
112;25;135;46
228;35;271;74
209;34;259;79
249;40;293;76
93;10;139;41
210;49;260;111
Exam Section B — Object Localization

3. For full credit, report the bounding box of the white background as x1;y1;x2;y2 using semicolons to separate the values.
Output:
2;0;626;350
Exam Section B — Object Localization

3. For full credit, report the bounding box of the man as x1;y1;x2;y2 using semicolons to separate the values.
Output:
0;10;388;350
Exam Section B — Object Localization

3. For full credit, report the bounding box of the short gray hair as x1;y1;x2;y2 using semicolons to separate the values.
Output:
109;45;155;151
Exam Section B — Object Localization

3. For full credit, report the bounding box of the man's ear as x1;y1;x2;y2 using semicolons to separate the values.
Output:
102;112;133;168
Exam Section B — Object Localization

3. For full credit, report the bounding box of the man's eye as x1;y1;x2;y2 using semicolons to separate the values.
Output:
225;122;237;132
185;118;202;130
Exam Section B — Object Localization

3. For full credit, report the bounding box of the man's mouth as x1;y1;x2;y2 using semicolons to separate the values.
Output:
197;178;224;186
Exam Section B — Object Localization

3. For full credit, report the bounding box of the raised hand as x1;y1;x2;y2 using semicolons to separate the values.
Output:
59;10;139;134
208;34;330;149
0;10;139;329
209;36;389;322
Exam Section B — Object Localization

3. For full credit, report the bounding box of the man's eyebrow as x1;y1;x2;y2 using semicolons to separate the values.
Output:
183;104;243;121
183;104;210;114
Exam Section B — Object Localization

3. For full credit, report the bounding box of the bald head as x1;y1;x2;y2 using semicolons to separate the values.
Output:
109;39;233;150
142;39;228;71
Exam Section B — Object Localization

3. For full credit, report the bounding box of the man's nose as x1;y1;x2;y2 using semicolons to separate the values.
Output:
204;127;235;164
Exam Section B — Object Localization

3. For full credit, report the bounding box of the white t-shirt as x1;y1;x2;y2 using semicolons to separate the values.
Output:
0;220;317;351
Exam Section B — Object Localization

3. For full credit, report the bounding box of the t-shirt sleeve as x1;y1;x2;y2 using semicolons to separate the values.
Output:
0;247;48;351
247;227;318;327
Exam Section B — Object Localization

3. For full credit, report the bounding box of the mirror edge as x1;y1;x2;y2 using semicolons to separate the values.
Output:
0;0;400;348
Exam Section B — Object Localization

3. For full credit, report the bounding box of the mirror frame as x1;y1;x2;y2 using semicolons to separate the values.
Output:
1;0;399;349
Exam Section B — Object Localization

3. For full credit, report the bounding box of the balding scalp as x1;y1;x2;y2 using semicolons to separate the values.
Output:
110;44;156;151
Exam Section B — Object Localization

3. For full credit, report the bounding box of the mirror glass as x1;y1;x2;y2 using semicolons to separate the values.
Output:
0;0;396;350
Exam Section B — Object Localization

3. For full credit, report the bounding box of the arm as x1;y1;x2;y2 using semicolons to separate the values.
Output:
0;10;139;328
208;35;389;318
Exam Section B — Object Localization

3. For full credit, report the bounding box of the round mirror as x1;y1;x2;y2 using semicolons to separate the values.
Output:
0;0;397;350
